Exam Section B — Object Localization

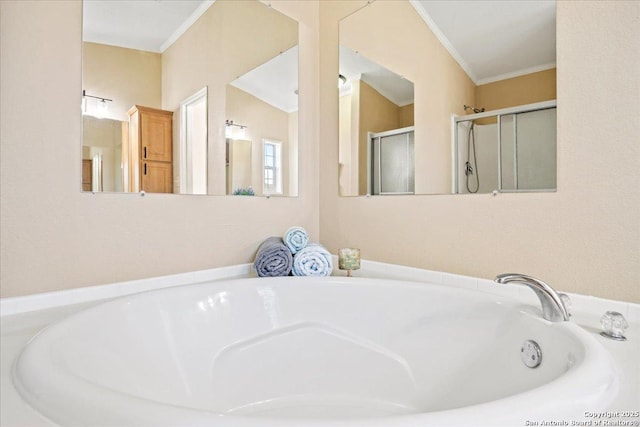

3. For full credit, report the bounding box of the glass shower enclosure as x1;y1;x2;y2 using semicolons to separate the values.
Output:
453;101;557;194
369;126;415;195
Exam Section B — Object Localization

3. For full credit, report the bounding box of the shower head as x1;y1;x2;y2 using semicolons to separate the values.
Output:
464;105;485;114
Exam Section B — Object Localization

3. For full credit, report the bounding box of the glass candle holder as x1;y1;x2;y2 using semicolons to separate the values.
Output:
338;248;360;277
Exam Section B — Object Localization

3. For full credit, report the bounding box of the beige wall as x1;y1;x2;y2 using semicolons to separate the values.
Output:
338;94;353;195
476;68;557;113
0;0;319;298
473;68;557;125
288;110;299;197
83;42;161;122
399;104;414;128
1;1;638;303
319;1;640;303
227;139;252;194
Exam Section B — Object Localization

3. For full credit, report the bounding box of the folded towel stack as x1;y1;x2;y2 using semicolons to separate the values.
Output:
254;227;333;277
253;237;293;277
283;226;309;254
292;244;333;277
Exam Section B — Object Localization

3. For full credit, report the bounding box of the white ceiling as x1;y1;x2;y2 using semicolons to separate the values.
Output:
410;0;556;85
339;46;414;107
83;0;213;53
230;46;299;114
83;0;555;110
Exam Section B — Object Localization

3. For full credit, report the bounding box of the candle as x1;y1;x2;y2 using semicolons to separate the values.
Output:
338;248;360;276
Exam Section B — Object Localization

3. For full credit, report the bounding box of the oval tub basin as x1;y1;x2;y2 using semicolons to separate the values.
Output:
13;277;618;426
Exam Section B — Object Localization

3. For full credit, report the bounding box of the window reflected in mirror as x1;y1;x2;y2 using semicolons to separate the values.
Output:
263;140;283;195
338;0;556;196
81;0;299;196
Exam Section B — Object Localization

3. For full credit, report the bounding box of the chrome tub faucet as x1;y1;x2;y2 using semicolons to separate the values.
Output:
495;273;570;322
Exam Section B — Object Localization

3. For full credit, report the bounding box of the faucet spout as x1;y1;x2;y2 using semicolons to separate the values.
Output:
495;273;569;322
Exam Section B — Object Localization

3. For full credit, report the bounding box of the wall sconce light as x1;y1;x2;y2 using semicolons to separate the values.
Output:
225;119;247;139
82;90;112;117
97;99;109;116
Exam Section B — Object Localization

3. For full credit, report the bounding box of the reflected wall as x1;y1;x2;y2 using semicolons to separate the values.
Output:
338;1;557;196
161;0;298;196
339;0;475;196
82;0;299;196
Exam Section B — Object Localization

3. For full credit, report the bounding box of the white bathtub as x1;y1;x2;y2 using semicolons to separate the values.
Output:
13;277;618;426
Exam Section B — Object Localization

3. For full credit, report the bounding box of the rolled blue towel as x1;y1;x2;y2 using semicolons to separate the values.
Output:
292;244;333;277
254;237;293;277
283;226;309;254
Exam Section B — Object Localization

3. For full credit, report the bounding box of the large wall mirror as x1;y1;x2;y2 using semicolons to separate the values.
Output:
82;0;299;197
338;0;556;196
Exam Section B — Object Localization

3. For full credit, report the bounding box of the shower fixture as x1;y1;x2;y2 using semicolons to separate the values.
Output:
461;105;484;193
464;105;485;114
465;121;479;193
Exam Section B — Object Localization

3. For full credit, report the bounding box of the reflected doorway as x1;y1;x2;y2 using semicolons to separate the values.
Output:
179;87;208;195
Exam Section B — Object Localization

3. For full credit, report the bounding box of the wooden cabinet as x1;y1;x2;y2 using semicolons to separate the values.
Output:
127;105;173;193
82;159;92;191
141;161;173;194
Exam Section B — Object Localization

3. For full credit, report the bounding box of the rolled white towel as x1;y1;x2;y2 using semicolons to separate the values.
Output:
283;226;309;254
292;244;333;277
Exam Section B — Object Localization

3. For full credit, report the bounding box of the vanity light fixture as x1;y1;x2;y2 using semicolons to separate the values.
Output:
96;99;109;116
82;90;112;116
225;119;247;139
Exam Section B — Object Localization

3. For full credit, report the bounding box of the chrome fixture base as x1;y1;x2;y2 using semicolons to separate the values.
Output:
600;332;627;341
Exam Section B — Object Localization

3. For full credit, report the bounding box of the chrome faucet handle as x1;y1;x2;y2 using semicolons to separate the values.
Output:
600;311;628;341
495;273;569;322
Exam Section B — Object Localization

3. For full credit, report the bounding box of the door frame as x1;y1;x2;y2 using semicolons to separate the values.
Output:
179;86;208;194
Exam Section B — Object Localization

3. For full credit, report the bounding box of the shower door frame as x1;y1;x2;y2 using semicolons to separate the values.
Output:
367;126;415;196
451;100;557;194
